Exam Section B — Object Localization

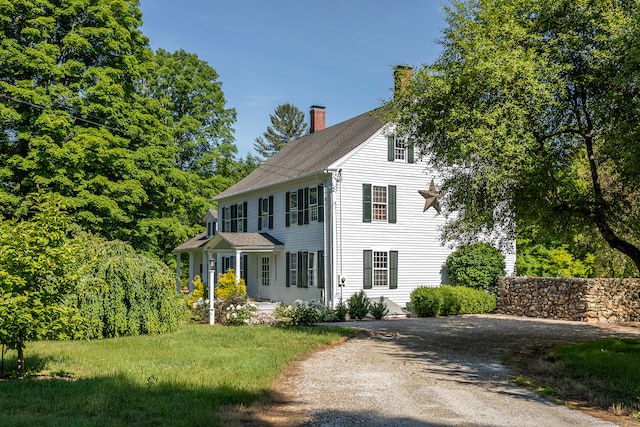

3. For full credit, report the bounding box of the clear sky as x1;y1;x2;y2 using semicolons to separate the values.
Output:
138;1;447;157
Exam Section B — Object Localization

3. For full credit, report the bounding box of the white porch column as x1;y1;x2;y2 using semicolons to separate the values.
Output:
235;250;242;284
175;252;182;293
188;252;194;293
208;251;216;325
203;250;209;286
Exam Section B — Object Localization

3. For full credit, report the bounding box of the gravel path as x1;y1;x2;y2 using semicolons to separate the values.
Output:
268;315;640;427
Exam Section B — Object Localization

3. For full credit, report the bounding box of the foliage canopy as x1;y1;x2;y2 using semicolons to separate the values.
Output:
388;0;640;273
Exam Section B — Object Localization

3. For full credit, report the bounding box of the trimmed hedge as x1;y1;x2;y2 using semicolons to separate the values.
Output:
410;285;496;317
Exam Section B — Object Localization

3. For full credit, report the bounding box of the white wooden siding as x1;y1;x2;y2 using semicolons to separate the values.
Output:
329;129;515;307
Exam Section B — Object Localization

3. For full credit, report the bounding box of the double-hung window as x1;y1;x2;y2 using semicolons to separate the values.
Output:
362;184;396;223
309;187;318;222
286;185;323;226
222;203;247;232
258;196;273;230
387;135;414;163
363;250;398;289
286;250;324;289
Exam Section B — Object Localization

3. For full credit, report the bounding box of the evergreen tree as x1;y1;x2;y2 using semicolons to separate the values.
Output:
254;103;306;158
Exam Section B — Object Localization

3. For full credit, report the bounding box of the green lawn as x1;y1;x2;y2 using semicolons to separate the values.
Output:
0;324;355;426
511;337;640;419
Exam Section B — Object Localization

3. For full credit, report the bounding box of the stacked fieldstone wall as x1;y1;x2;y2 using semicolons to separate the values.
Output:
497;277;640;323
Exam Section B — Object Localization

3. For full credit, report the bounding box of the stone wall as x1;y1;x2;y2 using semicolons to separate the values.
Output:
497;277;640;323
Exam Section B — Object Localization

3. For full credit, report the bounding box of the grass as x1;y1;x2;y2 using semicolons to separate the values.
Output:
0;324;356;426
507;337;640;419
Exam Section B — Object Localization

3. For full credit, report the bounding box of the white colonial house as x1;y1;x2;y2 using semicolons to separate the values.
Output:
174;69;515;308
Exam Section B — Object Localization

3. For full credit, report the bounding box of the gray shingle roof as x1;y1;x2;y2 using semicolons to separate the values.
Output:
209;232;284;249
174;231;209;252
215;110;384;200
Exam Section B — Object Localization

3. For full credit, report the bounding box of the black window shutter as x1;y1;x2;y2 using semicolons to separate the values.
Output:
363;250;373;289
318;184;324;223
362;184;372;223
318;250;324;289
268;195;274;229
390;251;398;289
221;207;227;232
258;198;263;231
285;192;290;227
388;136;395;162
297;252;303;287
388;185;397;224
297;189;304;225
286;252;290;287
304;187;309;224
408;141;414;163
242;254;248;280
302;251;308;288
243;202;248;231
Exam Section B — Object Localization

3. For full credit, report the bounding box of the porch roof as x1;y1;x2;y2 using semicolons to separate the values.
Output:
173;231;210;253
204;232;285;252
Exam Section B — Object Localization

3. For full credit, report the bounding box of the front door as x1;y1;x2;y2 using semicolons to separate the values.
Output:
258;255;271;301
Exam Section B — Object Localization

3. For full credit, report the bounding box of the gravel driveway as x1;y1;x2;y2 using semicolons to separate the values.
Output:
263;314;640;427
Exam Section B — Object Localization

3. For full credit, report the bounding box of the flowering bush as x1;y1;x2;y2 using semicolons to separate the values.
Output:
246;311;280;326
279;300;324;326
222;301;257;326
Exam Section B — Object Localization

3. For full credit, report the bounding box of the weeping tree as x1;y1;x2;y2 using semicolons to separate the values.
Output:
68;237;185;339
388;0;640;273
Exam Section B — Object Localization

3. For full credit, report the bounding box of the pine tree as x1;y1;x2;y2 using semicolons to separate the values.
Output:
253;103;307;158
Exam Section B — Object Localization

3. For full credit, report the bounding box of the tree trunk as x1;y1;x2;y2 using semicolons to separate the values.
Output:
17;346;24;378
592;211;640;275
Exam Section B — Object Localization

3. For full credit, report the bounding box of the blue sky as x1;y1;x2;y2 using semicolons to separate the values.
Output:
139;1;447;156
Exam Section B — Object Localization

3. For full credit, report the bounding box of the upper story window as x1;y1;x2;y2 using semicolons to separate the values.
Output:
309;187;318;222
387;135;414;163
221;202;247;232
286;185;324;226
372;186;387;221
206;221;216;237
258;196;274;230
362;184;396;223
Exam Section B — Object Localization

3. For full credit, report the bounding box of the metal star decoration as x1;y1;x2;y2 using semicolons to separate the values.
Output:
418;179;442;214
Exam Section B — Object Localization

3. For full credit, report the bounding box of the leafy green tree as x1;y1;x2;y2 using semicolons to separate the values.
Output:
147;48;237;174
0;194;84;376
445;242;506;292
254;103;307;158
388;0;640;273
0;0;247;260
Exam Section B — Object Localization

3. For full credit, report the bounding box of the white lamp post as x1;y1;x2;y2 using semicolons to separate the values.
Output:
209;256;216;325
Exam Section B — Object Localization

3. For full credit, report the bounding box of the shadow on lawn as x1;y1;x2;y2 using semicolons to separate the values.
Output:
0;367;266;426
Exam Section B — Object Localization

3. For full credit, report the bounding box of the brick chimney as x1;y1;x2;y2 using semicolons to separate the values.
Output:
394;65;414;99
310;105;326;133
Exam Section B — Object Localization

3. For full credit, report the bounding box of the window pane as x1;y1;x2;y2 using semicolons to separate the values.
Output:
394;136;407;161
290;193;298;224
373;251;388;287
373;186;387;221
261;257;270;286
290;253;298;287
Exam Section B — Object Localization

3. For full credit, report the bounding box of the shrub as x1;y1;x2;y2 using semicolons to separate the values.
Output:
187;276;205;309
277;300;322;326
410;286;444;316
334;299;348;322
410;285;496;317
348;291;371;320
221;301;257;326
370;297;389;320
445;242;505;293
215;269;246;300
